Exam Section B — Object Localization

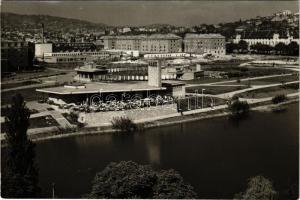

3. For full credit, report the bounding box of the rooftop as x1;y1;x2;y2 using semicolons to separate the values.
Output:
36;81;166;95
102;34;181;40
184;33;225;39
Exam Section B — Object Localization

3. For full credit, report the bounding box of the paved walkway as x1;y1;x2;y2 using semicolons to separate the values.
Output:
215;81;299;99
28;102;74;129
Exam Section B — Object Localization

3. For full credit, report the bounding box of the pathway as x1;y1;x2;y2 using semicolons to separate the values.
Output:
187;81;299;100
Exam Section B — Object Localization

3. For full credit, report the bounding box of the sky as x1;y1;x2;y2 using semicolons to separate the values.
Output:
1;1;299;26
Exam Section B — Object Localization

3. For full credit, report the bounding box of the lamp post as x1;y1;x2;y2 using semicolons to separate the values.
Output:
52;183;55;199
195;89;199;108
202;89;206;109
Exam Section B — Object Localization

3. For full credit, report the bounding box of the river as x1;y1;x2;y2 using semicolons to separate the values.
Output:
35;103;299;198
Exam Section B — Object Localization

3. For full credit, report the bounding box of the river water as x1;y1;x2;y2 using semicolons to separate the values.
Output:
35;103;299;198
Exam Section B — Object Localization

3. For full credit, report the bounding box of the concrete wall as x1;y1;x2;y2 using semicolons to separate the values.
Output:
78;104;178;126
35;43;53;58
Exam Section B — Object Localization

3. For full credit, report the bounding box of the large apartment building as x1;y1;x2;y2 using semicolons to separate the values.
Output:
1;40;34;72
102;34;182;53
183;34;226;55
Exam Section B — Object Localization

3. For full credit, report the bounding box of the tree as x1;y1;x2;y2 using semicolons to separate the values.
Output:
226;42;239;54
235;176;277;200
228;96;250;118
2;93;40;198
274;42;287;55
250;43;273;54
287;41;299;56
85;161;198;199
238;40;248;53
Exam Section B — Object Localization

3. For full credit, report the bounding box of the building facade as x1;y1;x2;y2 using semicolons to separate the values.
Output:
102;34;182;53
233;33;300;47
1;40;34;72
184;34;226;55
43;50;121;63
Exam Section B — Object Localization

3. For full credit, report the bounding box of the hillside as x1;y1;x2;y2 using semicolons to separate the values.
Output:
1;12;107;33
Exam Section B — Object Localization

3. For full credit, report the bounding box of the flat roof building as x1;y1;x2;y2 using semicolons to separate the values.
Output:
36;59;186;105
102;34;182;54
184;34;226;55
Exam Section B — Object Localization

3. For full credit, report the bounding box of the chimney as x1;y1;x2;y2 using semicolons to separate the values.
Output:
148;60;162;87
41;23;44;43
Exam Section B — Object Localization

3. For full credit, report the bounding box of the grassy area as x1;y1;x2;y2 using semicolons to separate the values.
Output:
244;74;299;85
202;63;292;78
1;115;59;133
177;96;227;112
184;77;233;84
220;74;299;86
1;87;40;105
29;115;59;129
2;69;66;82
1;82;65;106
1;80;41;90
237;83;299;99
62;112;78;125
186;85;249;95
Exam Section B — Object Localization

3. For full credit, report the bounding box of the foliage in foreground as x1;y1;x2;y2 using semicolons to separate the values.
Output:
234;176;277;200
2;93;40;198
228;96;250;119
85;161;198;199
111;116;137;133
272;94;287;104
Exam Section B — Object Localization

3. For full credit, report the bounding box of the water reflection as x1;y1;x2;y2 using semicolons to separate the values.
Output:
145;136;161;165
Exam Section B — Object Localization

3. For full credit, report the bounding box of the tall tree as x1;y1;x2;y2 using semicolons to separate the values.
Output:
2;93;40;198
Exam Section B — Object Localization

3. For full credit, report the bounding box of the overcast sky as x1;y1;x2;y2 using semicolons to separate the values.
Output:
1;1;298;26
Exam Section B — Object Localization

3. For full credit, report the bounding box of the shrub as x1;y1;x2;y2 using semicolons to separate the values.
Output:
77;122;86;129
228;98;250;118
111;116;137;133
272;94;287;104
62;112;79;125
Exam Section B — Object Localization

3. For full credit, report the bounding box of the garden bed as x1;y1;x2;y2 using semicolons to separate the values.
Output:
29;115;59;129
237;83;299;99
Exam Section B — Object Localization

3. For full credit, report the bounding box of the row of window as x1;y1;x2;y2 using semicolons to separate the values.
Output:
51;52;108;57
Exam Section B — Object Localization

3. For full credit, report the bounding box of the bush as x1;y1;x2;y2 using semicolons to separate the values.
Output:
228;98;250;118
111;116;137;133
62;112;79;125
272;94;287;104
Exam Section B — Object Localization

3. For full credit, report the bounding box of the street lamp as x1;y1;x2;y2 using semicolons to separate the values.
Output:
195;89;198;109
202;89;206;109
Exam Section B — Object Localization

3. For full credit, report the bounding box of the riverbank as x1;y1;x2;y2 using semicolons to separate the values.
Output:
1;96;296;145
